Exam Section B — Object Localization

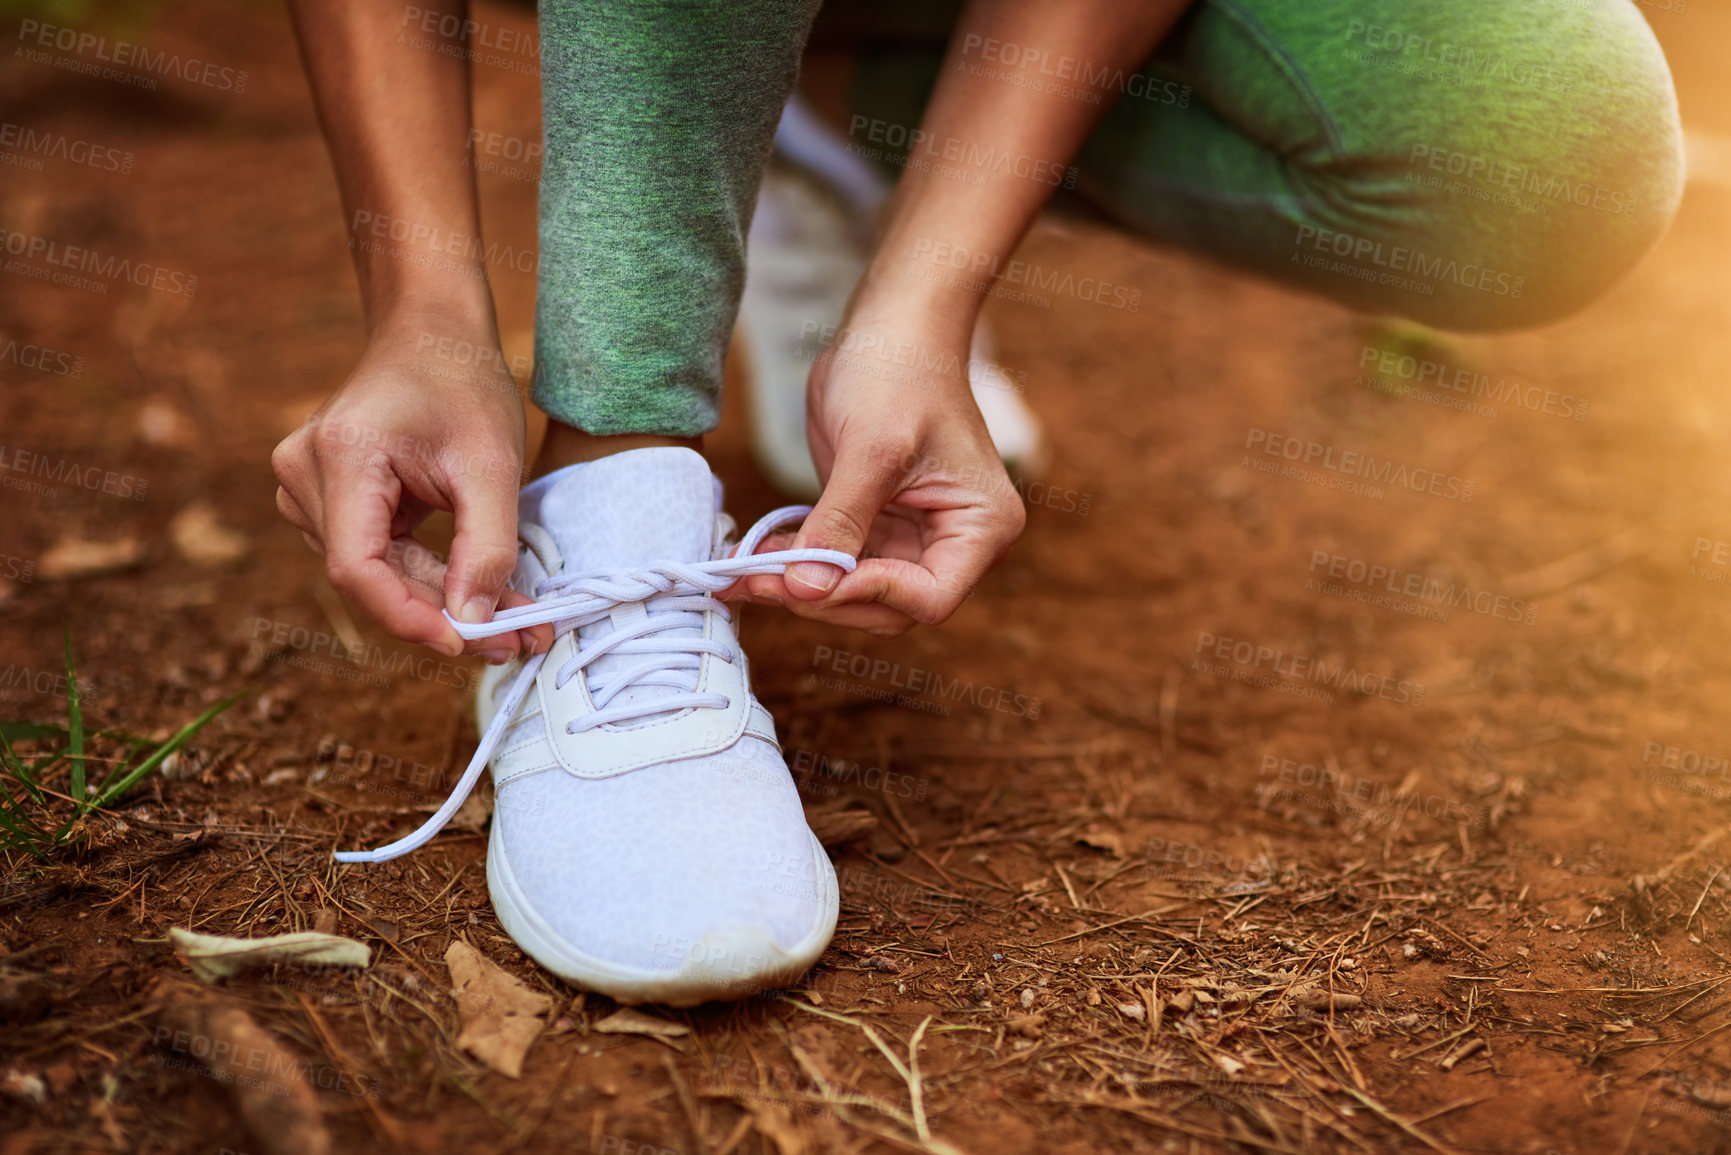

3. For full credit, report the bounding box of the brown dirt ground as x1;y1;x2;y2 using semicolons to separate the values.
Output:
7;2;1731;1153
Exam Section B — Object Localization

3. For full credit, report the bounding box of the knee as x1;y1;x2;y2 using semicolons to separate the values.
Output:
1359;3;1684;331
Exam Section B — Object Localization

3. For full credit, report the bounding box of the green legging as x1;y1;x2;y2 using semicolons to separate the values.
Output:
532;0;1682;437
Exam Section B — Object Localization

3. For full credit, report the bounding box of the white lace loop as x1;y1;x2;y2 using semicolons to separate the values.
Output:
333;506;852;865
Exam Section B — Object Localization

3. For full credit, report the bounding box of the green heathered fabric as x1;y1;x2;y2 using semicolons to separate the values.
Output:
533;0;820;436
533;0;1682;432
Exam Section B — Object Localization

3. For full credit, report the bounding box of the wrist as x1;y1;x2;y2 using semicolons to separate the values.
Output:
352;251;497;339
368;296;501;355
848;260;980;350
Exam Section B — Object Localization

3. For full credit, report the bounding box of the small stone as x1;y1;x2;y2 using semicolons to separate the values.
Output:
868;828;907;863
170;502;249;567
1;1070;45;1105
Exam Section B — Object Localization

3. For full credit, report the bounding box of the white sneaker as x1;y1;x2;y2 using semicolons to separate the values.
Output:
335;448;857;1006
739;96;1050;500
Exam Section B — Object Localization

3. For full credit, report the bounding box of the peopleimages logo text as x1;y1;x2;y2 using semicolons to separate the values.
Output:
1244;428;1474;502
1307;549;1536;625
0;227;198;297
910;237;1141;311
0;445;148;499
1294;223;1525;299
0;122;133;174
1193;631;1425;706
16;20;249;92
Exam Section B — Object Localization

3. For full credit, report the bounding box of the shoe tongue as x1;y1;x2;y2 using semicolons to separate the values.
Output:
532;447;719;573
523;448;723;730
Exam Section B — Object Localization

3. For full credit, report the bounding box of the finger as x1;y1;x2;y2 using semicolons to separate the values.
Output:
787;448;906;600
441;447;525;650
276;486;317;537
500;588;553;655
718;572;788;605
715;531;799;601
389;533;540;660
827;546;984;627
389;535;450;604
778;592;916;637
321;457;465;656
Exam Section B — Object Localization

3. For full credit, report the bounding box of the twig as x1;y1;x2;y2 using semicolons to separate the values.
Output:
1339;1085;1466;1155
1036;905;1189;947
1688;866;1722;932
1500;528;1647;600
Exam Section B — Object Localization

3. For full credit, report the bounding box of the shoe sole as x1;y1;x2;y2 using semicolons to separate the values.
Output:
487;824;839;1007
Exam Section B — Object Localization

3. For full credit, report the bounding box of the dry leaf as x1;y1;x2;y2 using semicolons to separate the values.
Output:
1293;990;1362;1012
152;978;331;1155
593;1007;691;1039
1115;1002;1145;1021
450;787;494;833
38;535;146;580
170;503;248;566
170;928;370;983
446;940;551;1078
1075;828;1125;858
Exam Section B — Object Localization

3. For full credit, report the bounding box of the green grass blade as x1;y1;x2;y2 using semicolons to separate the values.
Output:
0;728;46;805
0;723;68;743
0;794;49;860
63;627;85;813
93;692;243;808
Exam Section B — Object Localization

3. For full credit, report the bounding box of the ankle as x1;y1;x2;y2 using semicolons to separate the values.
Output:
532;423;704;477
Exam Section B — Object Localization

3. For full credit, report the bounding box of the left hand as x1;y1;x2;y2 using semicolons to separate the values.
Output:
726;304;1026;636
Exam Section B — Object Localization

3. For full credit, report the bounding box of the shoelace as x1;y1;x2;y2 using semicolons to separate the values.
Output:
333;506;854;864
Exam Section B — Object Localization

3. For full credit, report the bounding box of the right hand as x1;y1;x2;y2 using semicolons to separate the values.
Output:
271;314;550;662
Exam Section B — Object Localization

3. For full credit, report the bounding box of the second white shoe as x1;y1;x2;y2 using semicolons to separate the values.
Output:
336;448;856;1006
739;97;1050;500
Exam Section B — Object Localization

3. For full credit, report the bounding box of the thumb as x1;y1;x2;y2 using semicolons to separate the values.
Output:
787;447;905;600
443;464;523;628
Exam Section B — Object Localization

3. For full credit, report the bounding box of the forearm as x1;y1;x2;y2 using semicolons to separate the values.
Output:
857;0;1192;334
288;0;495;335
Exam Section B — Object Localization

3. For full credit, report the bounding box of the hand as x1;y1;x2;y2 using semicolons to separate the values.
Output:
730;306;1026;636
271;311;551;661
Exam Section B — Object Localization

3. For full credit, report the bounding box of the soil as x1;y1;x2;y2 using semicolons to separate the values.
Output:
6;2;1731;1153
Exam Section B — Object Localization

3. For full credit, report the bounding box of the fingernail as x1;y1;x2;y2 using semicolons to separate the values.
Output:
788;562;840;595
458;596;494;625
480;648;514;666
429;638;463;658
